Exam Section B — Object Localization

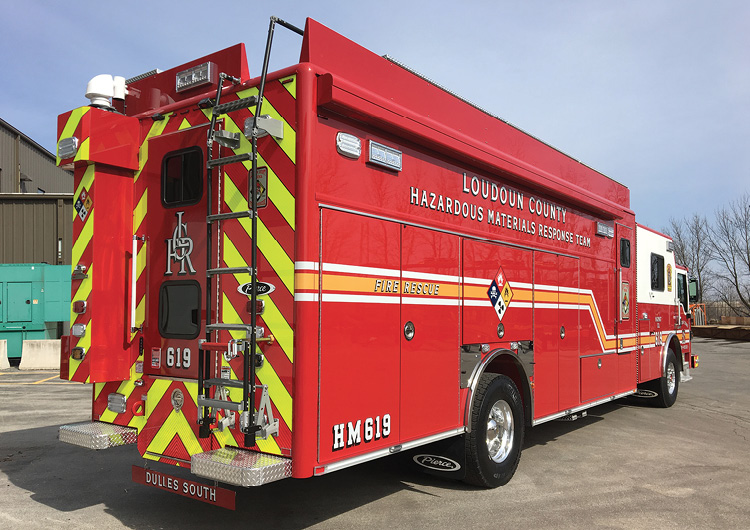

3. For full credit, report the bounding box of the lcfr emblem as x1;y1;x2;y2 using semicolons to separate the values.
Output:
165;211;196;275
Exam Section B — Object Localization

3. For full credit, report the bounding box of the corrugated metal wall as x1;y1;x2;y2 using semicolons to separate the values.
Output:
0;119;73;194
0;195;73;264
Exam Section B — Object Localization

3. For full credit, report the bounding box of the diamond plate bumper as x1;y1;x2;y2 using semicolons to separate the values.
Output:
59;421;138;450
191;447;292;487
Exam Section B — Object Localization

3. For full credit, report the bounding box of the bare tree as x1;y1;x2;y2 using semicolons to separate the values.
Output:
708;193;750;316
666;214;711;302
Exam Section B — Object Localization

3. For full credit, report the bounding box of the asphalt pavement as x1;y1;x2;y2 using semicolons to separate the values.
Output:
1;337;748;529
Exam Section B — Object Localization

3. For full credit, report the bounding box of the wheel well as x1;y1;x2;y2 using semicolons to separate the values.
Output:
483;354;532;427
668;335;683;372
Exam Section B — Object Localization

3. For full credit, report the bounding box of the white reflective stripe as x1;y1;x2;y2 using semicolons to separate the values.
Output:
462;276;491;286
402;297;460;306
402;270;460;283
322;262;400;278
463;299;489;307
322;293;399;304
294;261;319;271
294;293;318;302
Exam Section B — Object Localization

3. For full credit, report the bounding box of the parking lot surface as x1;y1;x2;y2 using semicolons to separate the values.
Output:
1;337;749;529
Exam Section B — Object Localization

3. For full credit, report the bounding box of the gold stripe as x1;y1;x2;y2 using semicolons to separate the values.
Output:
221;293;292;429
57;107;91;165
295;272;318;291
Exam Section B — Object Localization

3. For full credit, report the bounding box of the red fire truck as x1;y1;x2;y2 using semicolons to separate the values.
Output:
56;17;698;508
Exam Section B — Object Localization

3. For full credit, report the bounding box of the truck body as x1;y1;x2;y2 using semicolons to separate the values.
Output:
56;18;697;508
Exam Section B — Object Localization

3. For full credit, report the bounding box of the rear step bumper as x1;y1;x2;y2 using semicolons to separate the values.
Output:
191;447;292;487
59;421;138;450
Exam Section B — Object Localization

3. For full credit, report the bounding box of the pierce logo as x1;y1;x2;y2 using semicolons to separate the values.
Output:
238;281;275;296
165;211;196;275
413;454;461;472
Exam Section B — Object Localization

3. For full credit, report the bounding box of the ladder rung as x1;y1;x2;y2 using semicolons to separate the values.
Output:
207;153;252;168
197;396;244;412
213;95;258;115
200;341;239;351
203;378;245;389
206;323;254;332
207;210;254;223
207;267;253;276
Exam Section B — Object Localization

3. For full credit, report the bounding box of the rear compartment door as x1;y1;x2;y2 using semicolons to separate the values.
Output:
319;210;401;462
140;125;209;379
400;226;460;440
319;212;461;461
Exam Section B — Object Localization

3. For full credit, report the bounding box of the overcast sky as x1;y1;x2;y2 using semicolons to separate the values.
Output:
1;0;747;231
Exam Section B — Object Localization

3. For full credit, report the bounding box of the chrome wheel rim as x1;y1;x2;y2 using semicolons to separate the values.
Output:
666;362;676;394
486;399;514;463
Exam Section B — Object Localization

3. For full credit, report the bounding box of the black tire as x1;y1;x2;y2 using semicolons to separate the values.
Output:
654;349;680;408
464;374;524;487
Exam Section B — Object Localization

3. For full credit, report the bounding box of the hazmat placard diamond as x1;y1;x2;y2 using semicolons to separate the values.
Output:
487;266;513;321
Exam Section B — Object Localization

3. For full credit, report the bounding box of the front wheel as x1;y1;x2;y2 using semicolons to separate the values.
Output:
464;374;524;487
654;349;680;408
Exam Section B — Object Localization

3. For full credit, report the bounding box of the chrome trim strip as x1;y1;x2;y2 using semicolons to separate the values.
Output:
580;351;620;359
531;390;635;426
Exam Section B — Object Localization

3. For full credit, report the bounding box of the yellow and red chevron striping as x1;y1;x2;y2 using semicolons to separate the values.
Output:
138;380;212;465
67;163;96;383
74;74;298;462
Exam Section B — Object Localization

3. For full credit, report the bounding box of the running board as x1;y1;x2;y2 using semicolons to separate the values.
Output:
191;448;292;487
59;421;137;450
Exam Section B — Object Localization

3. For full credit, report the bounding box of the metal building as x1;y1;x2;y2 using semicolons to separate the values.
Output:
0;117;74;265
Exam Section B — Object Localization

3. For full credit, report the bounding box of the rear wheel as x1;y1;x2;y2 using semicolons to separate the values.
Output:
654;349;679;408
464;374;524;487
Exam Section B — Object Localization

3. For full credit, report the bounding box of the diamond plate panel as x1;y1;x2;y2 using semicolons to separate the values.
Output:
59;421;138;450
191;448;292;487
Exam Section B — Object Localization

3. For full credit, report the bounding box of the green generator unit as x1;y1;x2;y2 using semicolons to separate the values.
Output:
0;264;70;361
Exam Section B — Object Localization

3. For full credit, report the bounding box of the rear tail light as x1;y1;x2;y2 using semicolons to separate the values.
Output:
73;300;87;314
71;347;86;360
71;323;87;337
247;300;265;316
